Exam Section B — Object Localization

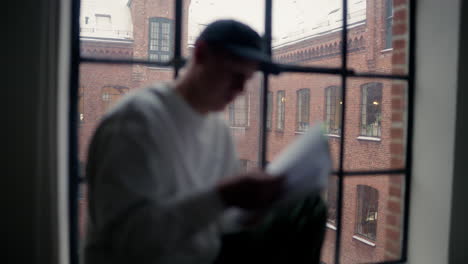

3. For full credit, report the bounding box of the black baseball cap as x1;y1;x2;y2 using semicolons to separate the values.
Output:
197;19;281;75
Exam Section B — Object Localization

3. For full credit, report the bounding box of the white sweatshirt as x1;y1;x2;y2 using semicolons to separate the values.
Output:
84;83;240;264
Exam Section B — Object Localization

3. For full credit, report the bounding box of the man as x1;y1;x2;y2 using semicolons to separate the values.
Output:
84;20;287;264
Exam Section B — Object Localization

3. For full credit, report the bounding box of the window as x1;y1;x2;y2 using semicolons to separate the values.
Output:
239;159;248;172
325;86;342;134
95;14;111;31
325;175;338;224
149;17;173;62
101;86;129;113
276;90;285;130
78;87;84;123
228;93;249;127
74;1;414;264
356;185;379;241
266;91;273;130
296;88;310;132
360;83;383;137
385;0;393;49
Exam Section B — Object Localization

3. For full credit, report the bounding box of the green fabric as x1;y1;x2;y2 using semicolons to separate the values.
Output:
215;194;327;264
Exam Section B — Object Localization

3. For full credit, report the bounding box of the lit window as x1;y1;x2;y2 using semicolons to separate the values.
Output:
228;93;249;127
276;90;285;130
356;185;379;240
360;83;383;137
78;87;84;123
149;17;173;62
325;86;342;134
296;88;310;132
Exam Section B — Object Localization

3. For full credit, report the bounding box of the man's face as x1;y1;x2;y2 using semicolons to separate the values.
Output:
197;49;258;111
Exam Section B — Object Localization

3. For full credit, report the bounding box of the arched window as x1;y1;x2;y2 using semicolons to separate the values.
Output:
360;83;383;137
101;86;129;113
149;17;173;62
325;86;342;134
296;88;310;132
356;185;379;240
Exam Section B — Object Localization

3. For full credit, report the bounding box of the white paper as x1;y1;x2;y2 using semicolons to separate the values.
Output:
266;123;332;205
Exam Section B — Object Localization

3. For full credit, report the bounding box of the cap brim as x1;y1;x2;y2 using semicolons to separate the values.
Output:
224;44;282;75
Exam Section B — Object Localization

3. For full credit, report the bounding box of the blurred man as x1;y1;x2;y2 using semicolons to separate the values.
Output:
84;20;285;264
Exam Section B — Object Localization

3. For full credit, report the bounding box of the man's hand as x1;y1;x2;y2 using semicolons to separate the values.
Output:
216;170;285;210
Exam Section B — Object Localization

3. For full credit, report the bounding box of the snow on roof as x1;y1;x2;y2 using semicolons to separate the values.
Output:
80;0;133;42
188;0;366;49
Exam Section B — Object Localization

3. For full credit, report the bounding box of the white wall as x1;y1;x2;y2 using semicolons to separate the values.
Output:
409;0;461;263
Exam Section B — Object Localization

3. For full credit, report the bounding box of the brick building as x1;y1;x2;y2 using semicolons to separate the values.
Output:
78;0;407;263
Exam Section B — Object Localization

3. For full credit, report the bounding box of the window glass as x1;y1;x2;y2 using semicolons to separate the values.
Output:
325;86;342;135
296;88;310;132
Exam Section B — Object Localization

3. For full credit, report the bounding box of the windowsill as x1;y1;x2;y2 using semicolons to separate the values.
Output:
326;222;337;230
325;133;341;138
352;235;376;247
381;48;393;53
294;131;306;135
230;126;247;130
357;136;381;142
147;66;172;71
275;129;284;133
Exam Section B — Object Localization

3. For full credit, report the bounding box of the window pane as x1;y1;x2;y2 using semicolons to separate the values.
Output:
272;0;342;68
347;0;409;74
343;78;407;171
267;73;342;175
340;175;405;263
80;0;176;61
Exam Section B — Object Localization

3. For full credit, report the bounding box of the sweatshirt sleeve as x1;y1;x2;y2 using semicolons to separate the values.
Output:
87;110;226;259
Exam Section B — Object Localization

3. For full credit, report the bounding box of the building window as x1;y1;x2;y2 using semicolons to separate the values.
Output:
356;185;379;240
228;93;249;127
296;88;310;132
325;175;338;225
360;83;383;137
266;91;273;130
78;87;84;123
325;86;342;134
239;159;248;172
276;90;285;130
149;17;173;62
101;86;129;113
95;14;111;31
385;0;393;49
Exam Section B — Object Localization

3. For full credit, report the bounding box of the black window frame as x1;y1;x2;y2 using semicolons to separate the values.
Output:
71;1;416;264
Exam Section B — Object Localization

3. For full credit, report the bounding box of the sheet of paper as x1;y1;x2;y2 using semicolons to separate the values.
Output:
266;123;332;204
